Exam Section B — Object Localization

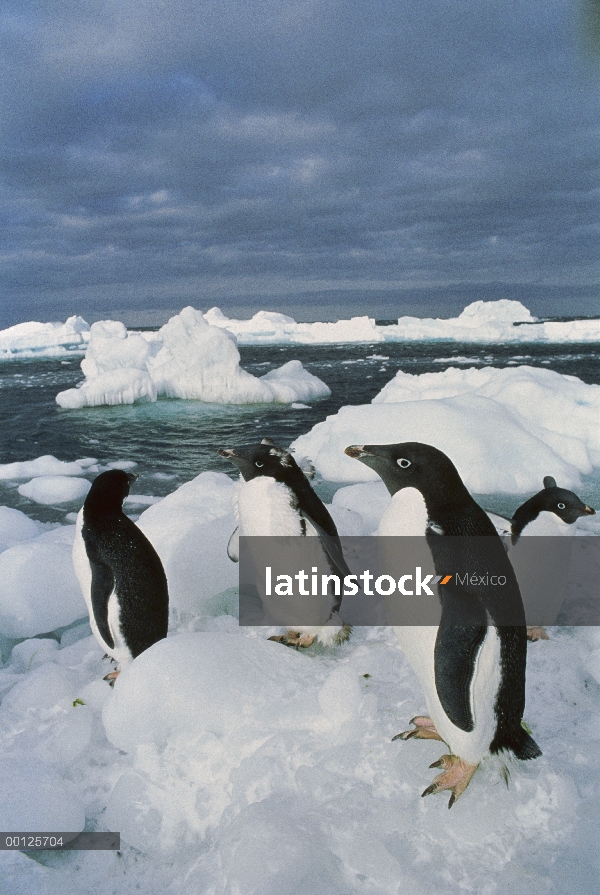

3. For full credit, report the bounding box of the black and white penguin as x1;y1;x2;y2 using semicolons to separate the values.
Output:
219;438;351;648
511;476;595;543
509;476;595;640
345;441;541;806
72;469;169;681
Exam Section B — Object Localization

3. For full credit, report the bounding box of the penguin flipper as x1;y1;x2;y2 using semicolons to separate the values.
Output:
300;512;350;579
90;560;116;650
227;527;240;562
434;624;487;733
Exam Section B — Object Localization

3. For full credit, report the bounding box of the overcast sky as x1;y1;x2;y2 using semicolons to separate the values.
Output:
1;0;599;326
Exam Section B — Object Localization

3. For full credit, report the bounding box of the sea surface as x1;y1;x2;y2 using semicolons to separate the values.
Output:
1;338;600;523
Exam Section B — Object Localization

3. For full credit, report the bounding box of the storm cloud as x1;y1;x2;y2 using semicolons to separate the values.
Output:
1;0;599;324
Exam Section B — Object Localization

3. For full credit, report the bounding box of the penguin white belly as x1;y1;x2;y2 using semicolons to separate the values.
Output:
72;509;133;667
379;489;500;763
395;624;501;765
235;477;337;634
510;511;573;626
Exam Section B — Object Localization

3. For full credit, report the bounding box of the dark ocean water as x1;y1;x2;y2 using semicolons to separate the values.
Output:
1;340;599;522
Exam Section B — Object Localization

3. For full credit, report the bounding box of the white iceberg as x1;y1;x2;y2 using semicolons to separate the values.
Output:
291;364;600;492
56;307;330;408
0;315;90;359
0;455;97;480
204;306;385;344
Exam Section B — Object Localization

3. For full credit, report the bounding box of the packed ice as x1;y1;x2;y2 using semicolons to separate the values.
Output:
55;307;330;408
291;364;600;492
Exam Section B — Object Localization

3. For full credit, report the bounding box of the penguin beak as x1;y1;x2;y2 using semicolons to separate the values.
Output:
126;473;139;485
345;445;371;459
218;448;237;459
583;505;596;515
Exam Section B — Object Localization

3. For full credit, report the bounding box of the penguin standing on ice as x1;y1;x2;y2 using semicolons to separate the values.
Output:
73;469;169;682
219;438;351;648
510;476;595;641
345;442;541;806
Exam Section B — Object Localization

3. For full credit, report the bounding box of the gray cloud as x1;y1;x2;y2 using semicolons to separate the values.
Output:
1;0;599;325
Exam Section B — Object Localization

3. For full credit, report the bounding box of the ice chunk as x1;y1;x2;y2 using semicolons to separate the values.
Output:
0;526;85;637
56;307;330;408
204;306;384;344
0;757;85;832
18;475;91;505
331;482;391;533
136;471;238;618
0;506;43;551
9;638;59;673
291;365;600;493
0;315;90;360
0;455;92;480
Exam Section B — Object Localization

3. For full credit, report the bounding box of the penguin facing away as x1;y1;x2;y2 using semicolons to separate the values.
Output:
510;476;595;641
73;470;169;682
219;438;351;648
345;441;541;806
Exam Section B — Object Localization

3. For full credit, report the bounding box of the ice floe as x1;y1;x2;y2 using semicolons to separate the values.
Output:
56;307;330;408
0;316;90;360
291;365;600;492
17;476;91;505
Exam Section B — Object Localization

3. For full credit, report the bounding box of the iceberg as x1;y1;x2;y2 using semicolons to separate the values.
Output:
56;307;331;408
291;365;600;493
204;306;385;344
0;316;90;359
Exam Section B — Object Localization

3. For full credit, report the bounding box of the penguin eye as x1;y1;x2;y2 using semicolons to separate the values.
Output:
255;461;264;468
557;502;565;509
397;458;411;468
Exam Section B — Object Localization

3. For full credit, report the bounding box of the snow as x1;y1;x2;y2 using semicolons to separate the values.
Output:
0;316;90;360
56;307;330;408
0;526;85;637
0;453;599;893
17;476;91;505
0;506;44;551
291;365;600;493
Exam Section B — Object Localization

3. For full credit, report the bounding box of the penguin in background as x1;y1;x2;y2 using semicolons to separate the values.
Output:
72;469;169;682
345;441;541;807
219;438;351;648
509;476;595;641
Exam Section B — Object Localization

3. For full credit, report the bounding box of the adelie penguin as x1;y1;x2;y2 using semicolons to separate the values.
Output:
345;441;541;806
219;438;351;648
73;469;169;682
510;476;595;641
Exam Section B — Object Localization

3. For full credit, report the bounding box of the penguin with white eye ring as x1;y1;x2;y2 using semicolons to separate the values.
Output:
345;441;541;807
509;476;595;641
219;438;351;648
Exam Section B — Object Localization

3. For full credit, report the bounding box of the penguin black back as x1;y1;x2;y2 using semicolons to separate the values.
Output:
82;470;169;659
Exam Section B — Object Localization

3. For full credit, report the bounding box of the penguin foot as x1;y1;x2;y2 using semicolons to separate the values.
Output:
392;716;444;742
103;670;121;686
527;626;549;642
422;754;478;808
268;631;316;649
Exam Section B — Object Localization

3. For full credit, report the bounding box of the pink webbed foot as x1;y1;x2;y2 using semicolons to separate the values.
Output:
392;716;445;743
422;754;478;808
268;630;316;649
103;670;121;687
527;626;549;642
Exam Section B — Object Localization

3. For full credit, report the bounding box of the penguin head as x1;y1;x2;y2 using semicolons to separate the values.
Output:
345;441;464;498
84;469;138;516
218;438;301;485
512;478;595;533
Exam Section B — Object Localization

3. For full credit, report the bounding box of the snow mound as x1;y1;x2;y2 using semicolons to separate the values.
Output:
18;475;91;505
291;365;600;492
136;471;238;620
56;307;330;408
0;316;90;359
0;526;85;637
0;757;85;832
